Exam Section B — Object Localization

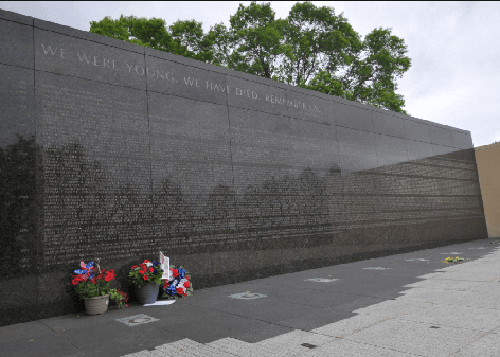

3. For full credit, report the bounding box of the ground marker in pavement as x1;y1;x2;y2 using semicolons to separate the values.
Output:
115;314;159;326
229;292;267;299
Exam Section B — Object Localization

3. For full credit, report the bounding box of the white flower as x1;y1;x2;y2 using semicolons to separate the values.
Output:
145;262;153;267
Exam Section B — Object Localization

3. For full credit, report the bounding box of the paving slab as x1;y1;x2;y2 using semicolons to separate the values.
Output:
452;332;500;357
229;323;296;343
200;297;328;324
207;337;265;356
352;298;433;319
469;281;500;294
154;310;269;344
400;303;500;332
153;338;236;357
417;271;500;282
57;319;184;357
396;287;450;303
311;313;390;337
299;338;422;357
402;279;485;290
0;320;54;343
140;303;224;326
0;333;86;357
432;290;500;309
344;318;488;357
253;329;339;356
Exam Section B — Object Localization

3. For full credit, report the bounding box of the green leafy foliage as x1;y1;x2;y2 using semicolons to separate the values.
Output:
228;2;287;78
89;1;412;112
109;289;128;308
280;2;361;86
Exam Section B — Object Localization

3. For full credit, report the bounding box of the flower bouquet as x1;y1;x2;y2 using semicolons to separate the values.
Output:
443;256;467;263
128;260;164;304
69;261;123;314
162;265;193;299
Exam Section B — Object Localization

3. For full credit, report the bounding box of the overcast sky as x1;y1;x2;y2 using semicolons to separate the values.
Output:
1;1;499;147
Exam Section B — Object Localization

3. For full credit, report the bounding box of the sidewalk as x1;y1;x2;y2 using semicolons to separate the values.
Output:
1;237;499;357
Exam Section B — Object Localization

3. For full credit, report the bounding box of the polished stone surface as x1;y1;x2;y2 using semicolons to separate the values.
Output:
0;8;487;326
0;19;34;68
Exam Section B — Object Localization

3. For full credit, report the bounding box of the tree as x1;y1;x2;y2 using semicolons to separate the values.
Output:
228;2;286;78
279;2;361;86
169;19;214;62
89;16;213;62
89;2;412;113
340;27;411;113
205;22;237;68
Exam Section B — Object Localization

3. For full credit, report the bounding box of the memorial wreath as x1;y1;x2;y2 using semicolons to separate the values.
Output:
162;265;193;299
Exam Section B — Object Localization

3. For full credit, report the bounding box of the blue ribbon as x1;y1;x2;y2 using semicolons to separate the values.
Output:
178;269;186;279
165;284;177;296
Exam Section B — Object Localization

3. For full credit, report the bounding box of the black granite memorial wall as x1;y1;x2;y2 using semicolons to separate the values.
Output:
0;9;488;326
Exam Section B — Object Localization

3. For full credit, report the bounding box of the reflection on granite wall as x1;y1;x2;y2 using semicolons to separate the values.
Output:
0;9;487;326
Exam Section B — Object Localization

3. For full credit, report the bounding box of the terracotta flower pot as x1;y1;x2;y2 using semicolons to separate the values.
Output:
83;294;110;315
135;283;160;305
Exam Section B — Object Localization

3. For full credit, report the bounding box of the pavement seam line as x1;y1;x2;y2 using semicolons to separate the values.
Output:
37;320;91;356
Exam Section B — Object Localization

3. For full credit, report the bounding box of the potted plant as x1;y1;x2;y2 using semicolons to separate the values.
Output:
70;261;124;315
128;260;164;304
162;265;193;299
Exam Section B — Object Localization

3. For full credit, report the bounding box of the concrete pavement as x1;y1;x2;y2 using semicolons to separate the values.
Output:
1;237;499;356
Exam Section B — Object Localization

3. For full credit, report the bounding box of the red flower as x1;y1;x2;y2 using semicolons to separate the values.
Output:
72;279;79;285
139;269;146;275
148;267;154;272
143;260;150;264
172;269;179;277
108;269;115;275
183;281;191;288
143;274;149;281
140;264;146;270
185;275;190;281
75;275;83;282
183;293;187;297
131;265;138;269
104;273;113;282
96;274;102;280
176;287;184;294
